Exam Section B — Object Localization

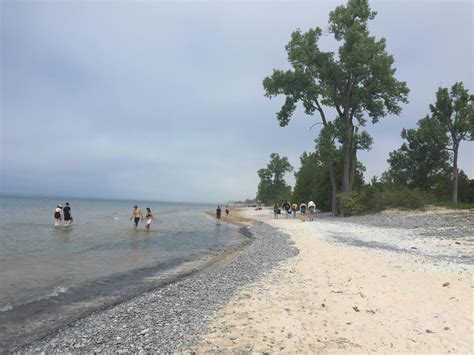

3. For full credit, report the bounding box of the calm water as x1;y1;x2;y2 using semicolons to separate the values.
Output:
0;196;245;350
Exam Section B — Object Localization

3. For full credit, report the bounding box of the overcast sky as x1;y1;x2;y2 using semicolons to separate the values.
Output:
1;0;473;203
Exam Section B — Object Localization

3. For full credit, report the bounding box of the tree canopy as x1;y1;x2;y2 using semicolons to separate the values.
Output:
429;82;474;203
263;0;409;213
256;153;293;205
383;116;450;193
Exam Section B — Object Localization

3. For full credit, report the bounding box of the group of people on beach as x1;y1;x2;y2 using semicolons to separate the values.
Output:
53;203;73;226
215;205;230;224
273;201;316;222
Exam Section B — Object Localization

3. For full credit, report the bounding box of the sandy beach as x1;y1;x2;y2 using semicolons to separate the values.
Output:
198;208;474;353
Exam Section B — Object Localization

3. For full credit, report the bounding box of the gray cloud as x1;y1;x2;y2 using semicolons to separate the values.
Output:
1;1;472;202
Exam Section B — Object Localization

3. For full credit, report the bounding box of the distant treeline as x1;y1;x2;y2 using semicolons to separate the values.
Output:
255;0;473;215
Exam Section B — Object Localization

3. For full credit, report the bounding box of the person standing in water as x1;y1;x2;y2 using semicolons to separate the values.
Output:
63;202;73;225
54;205;63;226
216;205;222;225
130;205;143;230
225;205;230;218
145;207;154;232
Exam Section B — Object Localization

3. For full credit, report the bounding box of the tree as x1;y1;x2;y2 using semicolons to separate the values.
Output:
383;116;450;192
263;0;409;214
293;149;365;211
256;153;293;205
429;82;474;203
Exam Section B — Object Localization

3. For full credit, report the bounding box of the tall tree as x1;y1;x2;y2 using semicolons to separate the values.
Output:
429;82;474;203
256;153;293;205
263;0;409;214
383;116;450;192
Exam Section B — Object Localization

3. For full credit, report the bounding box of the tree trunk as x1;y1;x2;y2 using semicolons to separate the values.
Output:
341;134;352;193
349;126;358;191
328;158;339;215
453;141;459;204
349;144;357;191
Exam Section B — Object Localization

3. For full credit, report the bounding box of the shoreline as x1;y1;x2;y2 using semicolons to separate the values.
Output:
17;207;474;353
20;213;297;352
3;217;253;353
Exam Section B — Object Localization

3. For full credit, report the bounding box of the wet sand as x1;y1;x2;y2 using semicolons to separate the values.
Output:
198;207;474;353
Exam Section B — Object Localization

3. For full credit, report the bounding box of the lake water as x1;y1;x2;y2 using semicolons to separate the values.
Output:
0;195;246;350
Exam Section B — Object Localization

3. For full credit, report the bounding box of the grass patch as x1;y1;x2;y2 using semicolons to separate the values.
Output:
433;201;474;210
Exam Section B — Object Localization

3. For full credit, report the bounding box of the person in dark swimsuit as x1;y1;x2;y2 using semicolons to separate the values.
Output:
282;201;290;219
130;205;143;230
216;206;222;225
63;202;73;225
225;205;230;218
54;205;63;226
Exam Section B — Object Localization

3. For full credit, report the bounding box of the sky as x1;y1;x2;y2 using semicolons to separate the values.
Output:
1;0;473;203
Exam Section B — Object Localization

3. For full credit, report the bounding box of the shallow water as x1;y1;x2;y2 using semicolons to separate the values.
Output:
0;195;245;350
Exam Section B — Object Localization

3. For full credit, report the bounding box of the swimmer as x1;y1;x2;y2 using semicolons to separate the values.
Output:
63;202;73;225
216;205;222;225
54;204;63;226
130;205;143;230
145;207;154;232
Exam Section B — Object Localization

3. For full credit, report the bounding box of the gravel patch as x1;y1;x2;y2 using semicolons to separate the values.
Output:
312;210;474;266
21;222;298;353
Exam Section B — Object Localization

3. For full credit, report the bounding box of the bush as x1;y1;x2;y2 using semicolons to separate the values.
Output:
337;192;363;216
337;185;435;216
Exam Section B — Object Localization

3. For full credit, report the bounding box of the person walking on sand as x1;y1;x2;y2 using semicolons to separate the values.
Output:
216;205;222;225
273;203;279;219
291;203;298;219
225;205;230;218
54;204;63;226
300;202;307;222
308;200;316;221
130;205;143;230
282;201;290;219
63;202;73;225
145;207;154;232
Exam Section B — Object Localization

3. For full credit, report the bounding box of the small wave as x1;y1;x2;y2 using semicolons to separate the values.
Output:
40;286;69;300
0;286;69;313
0;304;13;313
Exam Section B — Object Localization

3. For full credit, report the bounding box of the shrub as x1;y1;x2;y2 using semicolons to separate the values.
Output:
337;185;435;216
337;192;363;216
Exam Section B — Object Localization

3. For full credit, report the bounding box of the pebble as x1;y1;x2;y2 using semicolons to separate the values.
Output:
22;222;298;353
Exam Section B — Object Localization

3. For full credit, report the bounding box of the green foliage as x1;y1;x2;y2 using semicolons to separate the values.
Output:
430;82;474;145
337;184;436;216
458;170;474;203
292;148;365;211
384;115;451;192
263;0;409;198
429;81;474;203
256;153;293;205
337;192;363;216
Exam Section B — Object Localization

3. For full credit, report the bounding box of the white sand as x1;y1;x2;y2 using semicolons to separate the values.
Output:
198;208;474;353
